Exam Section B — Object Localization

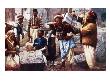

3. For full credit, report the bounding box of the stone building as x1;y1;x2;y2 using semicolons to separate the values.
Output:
5;8;15;22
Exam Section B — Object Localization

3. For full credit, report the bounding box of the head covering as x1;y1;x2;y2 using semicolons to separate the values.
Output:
54;15;63;20
87;10;97;20
17;15;24;19
72;10;75;12
38;29;44;34
5;21;16;26
33;9;38;13
79;13;85;18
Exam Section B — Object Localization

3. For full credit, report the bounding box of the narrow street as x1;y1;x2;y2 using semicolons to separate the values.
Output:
5;8;106;71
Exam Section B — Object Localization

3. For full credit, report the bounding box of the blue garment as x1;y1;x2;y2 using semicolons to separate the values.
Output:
15;23;23;37
33;37;47;49
60;39;75;59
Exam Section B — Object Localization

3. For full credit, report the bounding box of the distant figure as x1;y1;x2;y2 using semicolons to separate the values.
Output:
28;9;42;43
14;15;24;46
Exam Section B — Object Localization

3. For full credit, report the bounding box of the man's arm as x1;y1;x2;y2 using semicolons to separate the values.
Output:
41;38;47;51
80;23;97;36
33;39;37;47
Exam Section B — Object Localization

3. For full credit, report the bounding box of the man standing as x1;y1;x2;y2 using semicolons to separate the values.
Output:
80;10;98;70
28;9;42;43
53;14;76;70
14;15;24;46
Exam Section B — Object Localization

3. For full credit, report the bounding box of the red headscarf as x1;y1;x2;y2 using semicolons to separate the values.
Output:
87;10;97;20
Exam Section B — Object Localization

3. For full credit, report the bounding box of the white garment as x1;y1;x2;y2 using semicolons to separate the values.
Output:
67;48;75;64
30;28;38;43
19;50;47;64
5;54;20;69
74;53;86;63
83;45;96;69
13;28;17;37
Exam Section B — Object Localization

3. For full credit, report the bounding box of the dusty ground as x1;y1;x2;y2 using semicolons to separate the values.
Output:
45;55;106;71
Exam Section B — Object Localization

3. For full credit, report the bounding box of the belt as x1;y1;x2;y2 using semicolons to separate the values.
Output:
31;26;39;29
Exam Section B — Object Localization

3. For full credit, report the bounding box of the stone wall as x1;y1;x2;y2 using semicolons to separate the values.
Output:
5;8;15;22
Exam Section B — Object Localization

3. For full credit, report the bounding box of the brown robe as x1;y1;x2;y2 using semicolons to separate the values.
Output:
80;23;97;48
